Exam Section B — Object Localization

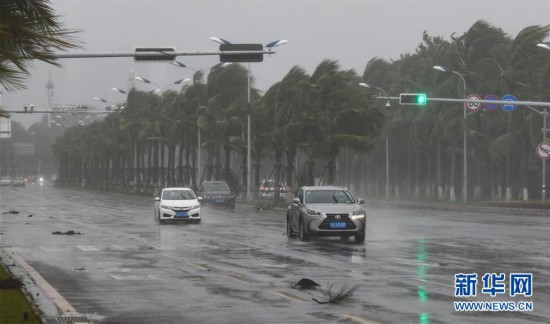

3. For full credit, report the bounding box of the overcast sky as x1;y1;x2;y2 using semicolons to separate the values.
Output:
2;0;550;128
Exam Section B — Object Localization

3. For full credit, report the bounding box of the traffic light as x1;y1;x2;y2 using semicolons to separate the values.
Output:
400;93;427;105
220;44;263;62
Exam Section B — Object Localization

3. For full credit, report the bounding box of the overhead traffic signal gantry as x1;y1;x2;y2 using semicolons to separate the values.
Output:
399;93;427;105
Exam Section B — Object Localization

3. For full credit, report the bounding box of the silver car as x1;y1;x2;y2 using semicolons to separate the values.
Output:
154;187;202;224
286;186;366;243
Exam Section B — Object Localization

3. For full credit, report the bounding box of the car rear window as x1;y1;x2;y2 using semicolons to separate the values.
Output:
162;190;196;200
204;182;230;191
305;190;355;204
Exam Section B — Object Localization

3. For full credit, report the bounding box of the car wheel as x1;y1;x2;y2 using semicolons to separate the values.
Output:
354;232;365;244
299;218;309;241
286;216;294;238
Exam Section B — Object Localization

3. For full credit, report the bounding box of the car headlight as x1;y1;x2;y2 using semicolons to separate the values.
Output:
305;208;321;216
160;204;171;209
191;204;200;209
351;209;365;216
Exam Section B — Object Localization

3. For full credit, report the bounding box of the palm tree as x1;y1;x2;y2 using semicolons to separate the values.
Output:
0;0;80;91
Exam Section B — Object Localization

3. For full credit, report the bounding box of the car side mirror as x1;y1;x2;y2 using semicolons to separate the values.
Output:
291;197;301;205
154;197;160;202
198;196;203;201
357;198;365;204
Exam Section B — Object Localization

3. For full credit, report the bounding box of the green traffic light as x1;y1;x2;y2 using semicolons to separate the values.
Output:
417;94;427;105
399;93;427;105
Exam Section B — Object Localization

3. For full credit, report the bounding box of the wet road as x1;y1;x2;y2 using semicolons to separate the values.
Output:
1;185;549;323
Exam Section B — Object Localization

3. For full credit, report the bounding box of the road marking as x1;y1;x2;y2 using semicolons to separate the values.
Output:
224;274;254;285
254;263;289;268
109;274;160;280
75;245;100;252
186;262;210;271
410;277;453;287
10;252;88;322
274;291;310;303
340;314;380;324
110;245;126;251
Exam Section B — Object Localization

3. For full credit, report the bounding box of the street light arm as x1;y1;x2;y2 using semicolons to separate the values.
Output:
210;37;232;45
358;82;388;97
111;88;127;94
537;43;550;50
171;61;197;72
265;39;288;49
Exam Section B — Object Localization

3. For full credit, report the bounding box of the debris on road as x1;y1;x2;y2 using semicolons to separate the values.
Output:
52;230;83;235
2;210;20;214
292;278;321;290
312;283;359;304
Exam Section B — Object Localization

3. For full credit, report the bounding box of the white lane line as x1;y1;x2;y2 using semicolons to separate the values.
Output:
410;277;453;287
11;252;87;321
186;262;210;271
339;314;380;324
224;274;254;285
274;291;310;303
75;245;100;252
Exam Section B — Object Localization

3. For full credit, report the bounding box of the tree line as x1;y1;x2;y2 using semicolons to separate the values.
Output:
4;16;550;201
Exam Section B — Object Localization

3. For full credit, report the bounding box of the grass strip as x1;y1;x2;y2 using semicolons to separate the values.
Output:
0;262;42;323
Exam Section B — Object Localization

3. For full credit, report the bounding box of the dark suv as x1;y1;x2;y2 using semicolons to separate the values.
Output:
198;180;236;209
287;186;366;243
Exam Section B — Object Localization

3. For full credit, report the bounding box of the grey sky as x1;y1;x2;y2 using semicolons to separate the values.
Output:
2;0;550;128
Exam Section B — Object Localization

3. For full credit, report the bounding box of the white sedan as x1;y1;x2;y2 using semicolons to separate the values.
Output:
154;187;202;224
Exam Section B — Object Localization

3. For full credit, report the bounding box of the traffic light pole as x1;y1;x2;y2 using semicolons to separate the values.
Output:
378;96;550;107
52;50;275;60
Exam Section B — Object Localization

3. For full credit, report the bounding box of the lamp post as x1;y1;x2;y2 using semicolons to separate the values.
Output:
210;37;287;201
359;82;391;199
433;65;468;203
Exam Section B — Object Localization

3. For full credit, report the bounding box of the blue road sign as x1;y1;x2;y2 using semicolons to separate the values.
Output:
501;94;517;112
483;94;499;112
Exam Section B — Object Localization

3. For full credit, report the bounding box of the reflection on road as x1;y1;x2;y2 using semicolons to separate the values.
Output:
0;185;548;323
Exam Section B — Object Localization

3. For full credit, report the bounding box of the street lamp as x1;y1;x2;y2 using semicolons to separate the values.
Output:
537;42;550;50
210;36;288;201
134;76;190;94
433;65;468;203
359;82;391;200
111;87;127;94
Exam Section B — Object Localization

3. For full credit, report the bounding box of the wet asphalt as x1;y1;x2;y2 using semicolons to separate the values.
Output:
0;184;549;324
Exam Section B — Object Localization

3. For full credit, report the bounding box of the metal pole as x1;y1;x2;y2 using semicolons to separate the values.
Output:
386;135;390;199
454;72;467;203
543;109;547;204
197;128;201;185
247;64;251;201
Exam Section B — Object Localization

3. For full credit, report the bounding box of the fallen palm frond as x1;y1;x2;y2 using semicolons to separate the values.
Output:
312;282;360;304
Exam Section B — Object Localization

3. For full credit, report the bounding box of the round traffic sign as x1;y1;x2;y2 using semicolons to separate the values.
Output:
536;142;550;159
482;94;499;112
466;94;481;112
501;94;517;112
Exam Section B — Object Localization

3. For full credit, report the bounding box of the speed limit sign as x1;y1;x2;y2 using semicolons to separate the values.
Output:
466;94;481;112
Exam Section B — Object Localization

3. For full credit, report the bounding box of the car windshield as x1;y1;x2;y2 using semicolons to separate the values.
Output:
305;190;355;204
203;182;230;191
162;190;196;200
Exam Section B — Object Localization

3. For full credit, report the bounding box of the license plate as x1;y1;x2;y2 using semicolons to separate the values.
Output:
330;221;346;229
215;199;225;203
175;211;188;217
